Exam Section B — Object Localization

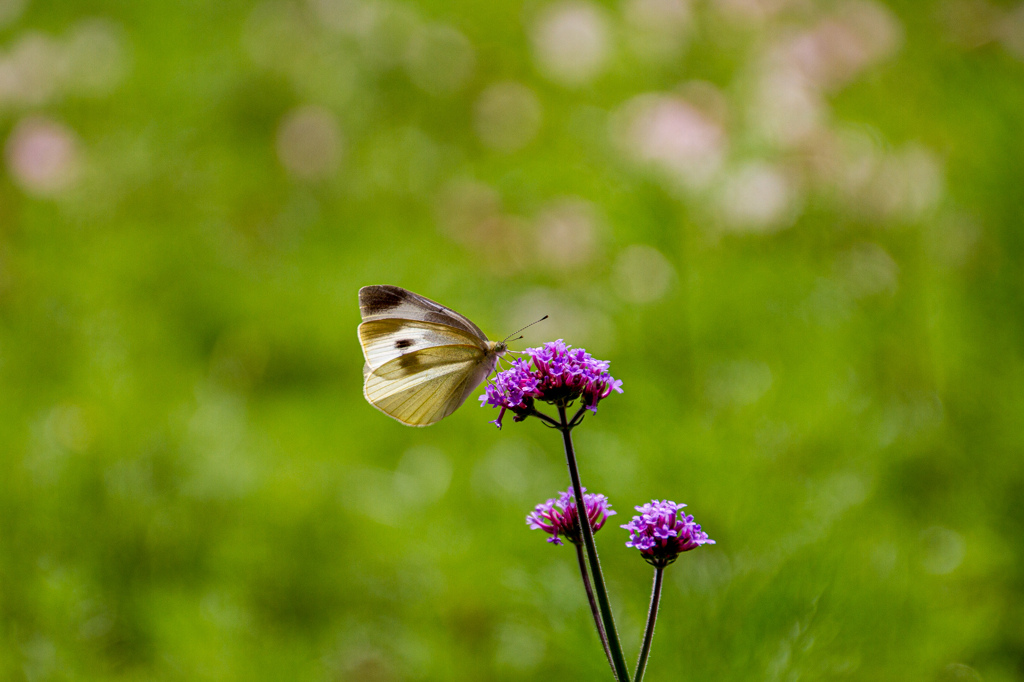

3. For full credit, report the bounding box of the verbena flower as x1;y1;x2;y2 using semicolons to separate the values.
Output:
527;488;616;546
481;339;623;428
621;500;715;567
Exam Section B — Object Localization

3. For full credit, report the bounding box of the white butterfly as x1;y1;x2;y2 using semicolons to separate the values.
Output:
358;285;509;427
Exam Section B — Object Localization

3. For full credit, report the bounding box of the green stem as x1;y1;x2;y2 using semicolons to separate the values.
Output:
575;542;614;674
634;567;665;682
557;404;631;682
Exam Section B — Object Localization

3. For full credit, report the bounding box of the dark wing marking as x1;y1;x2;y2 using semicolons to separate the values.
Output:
358;318;487;372
358;285;489;342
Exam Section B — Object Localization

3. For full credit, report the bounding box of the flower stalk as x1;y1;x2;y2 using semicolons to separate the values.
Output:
575;542;614;673
558;404;631;682
634;566;665;682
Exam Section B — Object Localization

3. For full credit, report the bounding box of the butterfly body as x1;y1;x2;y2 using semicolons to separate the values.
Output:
358;285;507;426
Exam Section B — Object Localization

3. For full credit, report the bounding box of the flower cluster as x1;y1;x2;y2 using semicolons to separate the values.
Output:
621;500;715;567
527;488;616;546
481;340;623;428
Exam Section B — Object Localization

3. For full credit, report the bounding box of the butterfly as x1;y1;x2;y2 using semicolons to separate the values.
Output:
358;285;510;427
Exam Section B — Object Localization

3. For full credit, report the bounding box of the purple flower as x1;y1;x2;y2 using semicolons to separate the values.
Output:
527;488;616;546
481;340;623;428
621;500;715;567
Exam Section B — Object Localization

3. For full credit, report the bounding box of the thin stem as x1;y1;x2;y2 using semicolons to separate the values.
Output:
527;406;561;429
568;403;589;428
634;567;665;682
575;542;614;674
558;404;631;682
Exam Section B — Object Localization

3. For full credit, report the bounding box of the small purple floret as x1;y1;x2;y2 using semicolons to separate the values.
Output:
526;488;616;546
481;340;623;428
621;499;714;567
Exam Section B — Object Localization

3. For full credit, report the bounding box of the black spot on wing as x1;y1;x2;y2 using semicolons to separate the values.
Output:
395;339;414;349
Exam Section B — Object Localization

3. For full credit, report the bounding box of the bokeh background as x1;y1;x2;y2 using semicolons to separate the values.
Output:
1;0;1023;679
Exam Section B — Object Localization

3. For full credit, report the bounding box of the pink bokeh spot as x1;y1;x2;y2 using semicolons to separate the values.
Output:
5;117;81;196
617;93;726;189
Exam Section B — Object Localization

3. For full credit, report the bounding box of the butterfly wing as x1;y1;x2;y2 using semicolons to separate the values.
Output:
358;318;489;373
363;344;498;426
357;285;502;426
359;285;490;343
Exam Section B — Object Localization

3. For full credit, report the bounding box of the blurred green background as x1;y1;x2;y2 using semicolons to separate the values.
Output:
1;0;1023;679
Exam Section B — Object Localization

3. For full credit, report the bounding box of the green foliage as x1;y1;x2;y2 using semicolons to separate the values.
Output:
1;0;1023;679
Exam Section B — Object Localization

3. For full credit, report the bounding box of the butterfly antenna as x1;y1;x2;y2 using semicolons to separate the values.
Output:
502;315;548;344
